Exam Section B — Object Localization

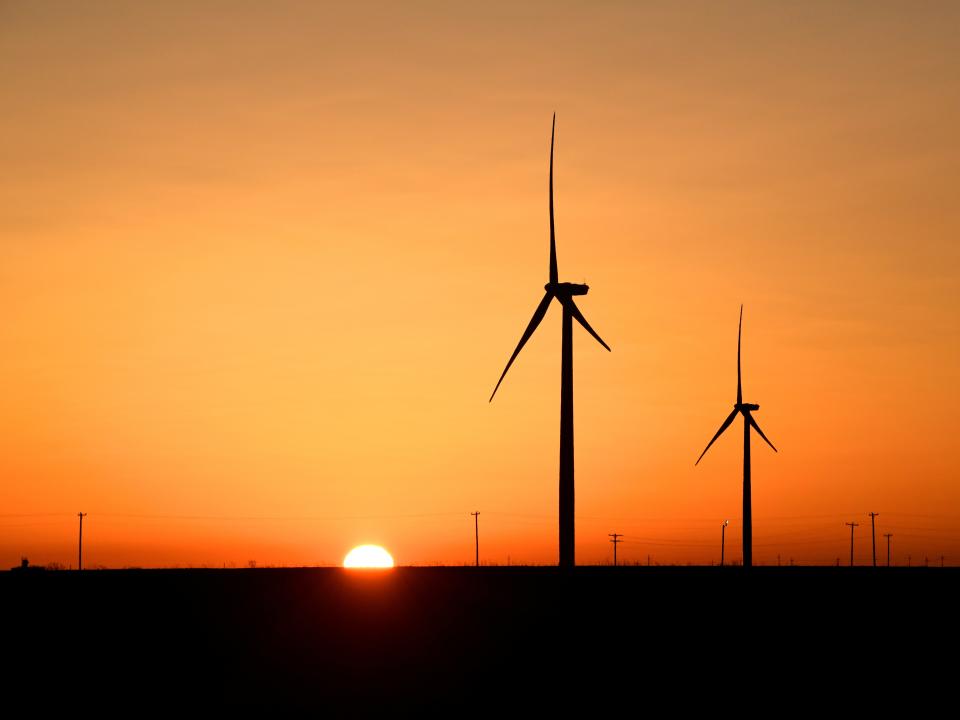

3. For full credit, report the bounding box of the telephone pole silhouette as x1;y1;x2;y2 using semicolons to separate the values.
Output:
884;533;892;567
77;512;87;571
720;519;729;567
608;533;623;566
846;521;859;567
470;512;480;567
868;512;879;567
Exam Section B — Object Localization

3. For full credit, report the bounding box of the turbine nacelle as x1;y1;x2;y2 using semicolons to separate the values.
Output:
735;403;760;412
546;282;589;297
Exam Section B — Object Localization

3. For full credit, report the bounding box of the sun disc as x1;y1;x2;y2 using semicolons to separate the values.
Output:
343;544;394;569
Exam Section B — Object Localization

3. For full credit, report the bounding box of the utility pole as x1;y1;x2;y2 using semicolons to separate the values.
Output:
868;512;879;567
470;512;480;567
846;521;859;567
884;533;892;567
77;512;87;571
720;520;729;567
940;555;945;568
608;533;623;566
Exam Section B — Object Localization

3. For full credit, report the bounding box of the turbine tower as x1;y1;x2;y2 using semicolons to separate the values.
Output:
695;306;777;568
490;114;611;569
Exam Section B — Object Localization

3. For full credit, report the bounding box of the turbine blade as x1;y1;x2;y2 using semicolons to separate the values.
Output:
489;291;554;402
737;304;743;405
747;412;778;453
564;298;611;351
695;409;739;466
549;113;558;285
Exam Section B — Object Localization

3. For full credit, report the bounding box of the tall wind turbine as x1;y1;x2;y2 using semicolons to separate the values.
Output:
489;114;611;569
695;306;777;568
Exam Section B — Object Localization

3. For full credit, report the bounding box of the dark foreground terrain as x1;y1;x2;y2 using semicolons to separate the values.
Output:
3;566;956;710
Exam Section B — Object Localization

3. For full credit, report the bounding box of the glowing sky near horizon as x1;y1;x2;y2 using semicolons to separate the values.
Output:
1;1;958;568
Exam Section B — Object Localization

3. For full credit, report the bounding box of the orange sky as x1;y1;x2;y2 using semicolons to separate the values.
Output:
2;1;958;568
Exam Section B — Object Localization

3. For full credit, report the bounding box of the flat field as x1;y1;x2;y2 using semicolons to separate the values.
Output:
3;566;954;709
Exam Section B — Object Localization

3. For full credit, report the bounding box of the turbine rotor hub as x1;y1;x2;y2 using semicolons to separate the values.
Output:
545;282;589;297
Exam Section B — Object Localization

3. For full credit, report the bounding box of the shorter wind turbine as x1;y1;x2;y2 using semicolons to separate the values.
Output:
695;306;777;568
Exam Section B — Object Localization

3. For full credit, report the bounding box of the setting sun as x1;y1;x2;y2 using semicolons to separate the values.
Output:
343;545;395;569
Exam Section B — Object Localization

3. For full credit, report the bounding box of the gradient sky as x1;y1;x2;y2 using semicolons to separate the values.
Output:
2;1;958;568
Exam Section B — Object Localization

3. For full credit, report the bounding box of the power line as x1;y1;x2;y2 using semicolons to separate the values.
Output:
93;511;467;521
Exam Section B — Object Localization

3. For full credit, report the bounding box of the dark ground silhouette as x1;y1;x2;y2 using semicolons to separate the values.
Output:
3;566;956;710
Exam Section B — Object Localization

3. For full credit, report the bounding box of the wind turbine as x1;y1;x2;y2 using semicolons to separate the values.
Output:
695;306;777;568
489;114;611;569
